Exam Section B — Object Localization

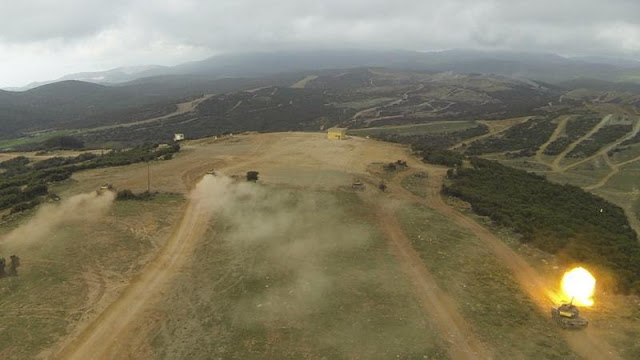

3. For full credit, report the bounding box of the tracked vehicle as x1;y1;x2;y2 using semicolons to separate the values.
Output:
551;299;588;330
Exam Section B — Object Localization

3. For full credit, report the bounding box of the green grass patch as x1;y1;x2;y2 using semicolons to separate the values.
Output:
400;172;429;198
0;131;75;151
149;187;448;359
0;193;184;358
399;204;579;359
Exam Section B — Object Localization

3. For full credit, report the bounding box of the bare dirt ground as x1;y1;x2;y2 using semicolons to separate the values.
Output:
289;75;318;88
59;195;209;360
56;134;485;360
52;132;628;359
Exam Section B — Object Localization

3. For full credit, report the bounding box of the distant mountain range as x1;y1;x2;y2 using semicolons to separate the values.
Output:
5;49;640;91
2;49;640;143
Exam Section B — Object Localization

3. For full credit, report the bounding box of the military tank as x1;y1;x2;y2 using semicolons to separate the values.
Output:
551;298;588;330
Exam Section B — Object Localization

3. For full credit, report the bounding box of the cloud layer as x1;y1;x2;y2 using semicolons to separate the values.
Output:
1;0;639;86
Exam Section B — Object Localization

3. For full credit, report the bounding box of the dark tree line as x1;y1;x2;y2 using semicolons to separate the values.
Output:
443;158;640;294
0;143;181;214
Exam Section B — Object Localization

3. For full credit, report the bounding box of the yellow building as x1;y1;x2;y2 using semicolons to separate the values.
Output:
327;127;347;140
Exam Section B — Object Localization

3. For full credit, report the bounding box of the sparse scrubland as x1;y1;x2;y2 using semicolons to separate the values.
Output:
0;143;180;213
0;191;183;358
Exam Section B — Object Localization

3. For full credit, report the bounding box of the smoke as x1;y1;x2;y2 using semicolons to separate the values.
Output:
193;175;370;323
0;191;115;250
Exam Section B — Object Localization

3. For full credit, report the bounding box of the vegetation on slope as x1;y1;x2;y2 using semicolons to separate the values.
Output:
443;158;640;294
371;124;489;151
0;143;180;213
464;117;556;155
567;124;633;158
544;115;602;155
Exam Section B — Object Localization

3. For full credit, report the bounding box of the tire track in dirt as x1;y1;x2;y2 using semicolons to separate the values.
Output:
583;154;640;191
57;193;210;360
536;115;571;164
552;114;612;171
566;117;640;175
393;165;623;360
82;94;215;133
448;116;532;151
374;204;492;360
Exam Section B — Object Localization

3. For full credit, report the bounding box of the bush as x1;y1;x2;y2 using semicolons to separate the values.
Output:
246;171;259;182
422;149;463;167
116;190;155;201
10;199;41;214
42;136;85;150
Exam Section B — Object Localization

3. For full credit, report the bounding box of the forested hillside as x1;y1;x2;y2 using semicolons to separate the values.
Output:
443;158;640;294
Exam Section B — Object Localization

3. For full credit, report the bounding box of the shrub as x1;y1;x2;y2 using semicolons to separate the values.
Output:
246;171;259;182
42;136;85;150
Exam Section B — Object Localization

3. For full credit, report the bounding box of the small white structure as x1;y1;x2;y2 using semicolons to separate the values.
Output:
174;133;185;141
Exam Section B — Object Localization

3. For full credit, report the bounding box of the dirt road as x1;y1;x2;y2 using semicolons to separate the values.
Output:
396;165;623;360
551;114;611;170
375;205;491;360
290;75;318;88
83;94;215;133
536;115;571;164
58;189;211;360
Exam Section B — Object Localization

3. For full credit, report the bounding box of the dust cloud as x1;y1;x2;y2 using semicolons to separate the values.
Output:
192;175;371;323
1;191;115;250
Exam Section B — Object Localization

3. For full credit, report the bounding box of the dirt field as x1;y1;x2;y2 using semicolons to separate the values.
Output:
1;132;637;359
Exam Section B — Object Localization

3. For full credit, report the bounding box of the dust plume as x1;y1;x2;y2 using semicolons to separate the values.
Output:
1;191;115;250
193;175;370;323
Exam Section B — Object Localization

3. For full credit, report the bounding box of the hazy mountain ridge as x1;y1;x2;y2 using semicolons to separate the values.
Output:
5;49;640;92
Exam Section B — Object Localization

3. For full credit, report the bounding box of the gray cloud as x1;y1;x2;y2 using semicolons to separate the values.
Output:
1;0;639;86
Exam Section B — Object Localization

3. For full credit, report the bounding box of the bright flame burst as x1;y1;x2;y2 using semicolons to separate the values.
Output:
561;267;596;306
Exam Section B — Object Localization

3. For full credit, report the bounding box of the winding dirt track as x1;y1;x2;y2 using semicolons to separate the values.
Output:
536;115;571;164
375;205;491;360
83;94;215;133
58;196;210;360
563;116;640;173
552;114;611;171
391;164;622;360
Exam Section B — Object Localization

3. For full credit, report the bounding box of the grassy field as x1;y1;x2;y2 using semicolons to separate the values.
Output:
0;130;76;151
348;121;479;137
146;187;449;359
398;204;579;360
400;172;429;198
0;193;184;358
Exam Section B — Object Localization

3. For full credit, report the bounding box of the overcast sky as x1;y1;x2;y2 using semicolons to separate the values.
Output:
1;0;639;87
